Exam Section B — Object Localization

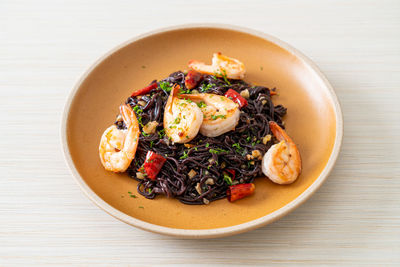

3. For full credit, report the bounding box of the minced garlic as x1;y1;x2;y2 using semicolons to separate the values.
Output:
143;121;158;134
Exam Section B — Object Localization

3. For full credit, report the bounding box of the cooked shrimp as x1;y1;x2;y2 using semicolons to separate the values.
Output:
262;121;302;184
99;104;140;172
188;52;245;80
181;93;240;137
164;84;203;143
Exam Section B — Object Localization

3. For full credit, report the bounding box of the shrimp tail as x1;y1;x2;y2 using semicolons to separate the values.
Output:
165;84;181;114
269;121;302;174
99;104;140;173
269;121;293;144
120;104;140;157
171;84;180;96
188;60;215;75
120;104;136;127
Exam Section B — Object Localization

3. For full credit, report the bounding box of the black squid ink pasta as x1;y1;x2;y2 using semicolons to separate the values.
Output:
115;71;287;205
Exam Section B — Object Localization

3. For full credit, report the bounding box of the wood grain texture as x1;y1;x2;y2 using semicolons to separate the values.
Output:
0;0;399;266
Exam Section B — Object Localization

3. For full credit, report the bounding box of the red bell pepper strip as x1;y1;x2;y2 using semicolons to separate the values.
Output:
224;89;248;108
139;151;166;180
227;183;255;202
224;169;236;180
185;70;203;90
131;82;158;97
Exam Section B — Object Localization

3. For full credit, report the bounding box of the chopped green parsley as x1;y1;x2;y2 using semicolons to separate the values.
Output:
232;143;244;154
180;151;188;159
173;117;181;124
220;69;231;85
159;81;172;92
180;88;191;94
211;114;226;120
158;128;165;138
128;191;137;198
133;106;144;127
209;148;229;154
197;101;207;108
223;173;233;185
199;83;215;92
133;105;142;114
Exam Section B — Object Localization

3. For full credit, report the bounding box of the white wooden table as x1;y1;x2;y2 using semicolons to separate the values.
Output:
1;0;399;265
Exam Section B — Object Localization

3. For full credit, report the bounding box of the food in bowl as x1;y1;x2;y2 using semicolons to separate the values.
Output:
99;53;302;205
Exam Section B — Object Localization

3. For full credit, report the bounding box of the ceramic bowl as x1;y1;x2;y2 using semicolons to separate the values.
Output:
61;24;343;238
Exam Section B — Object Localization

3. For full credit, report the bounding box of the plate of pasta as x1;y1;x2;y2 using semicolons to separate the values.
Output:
61;24;342;238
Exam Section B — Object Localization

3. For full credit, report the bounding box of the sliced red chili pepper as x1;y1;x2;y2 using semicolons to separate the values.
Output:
224;169;236;180
227;183;255;202
224;89;248;108
140;151;166;180
131;82;158;97
184;70;203;90
270;90;277;96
